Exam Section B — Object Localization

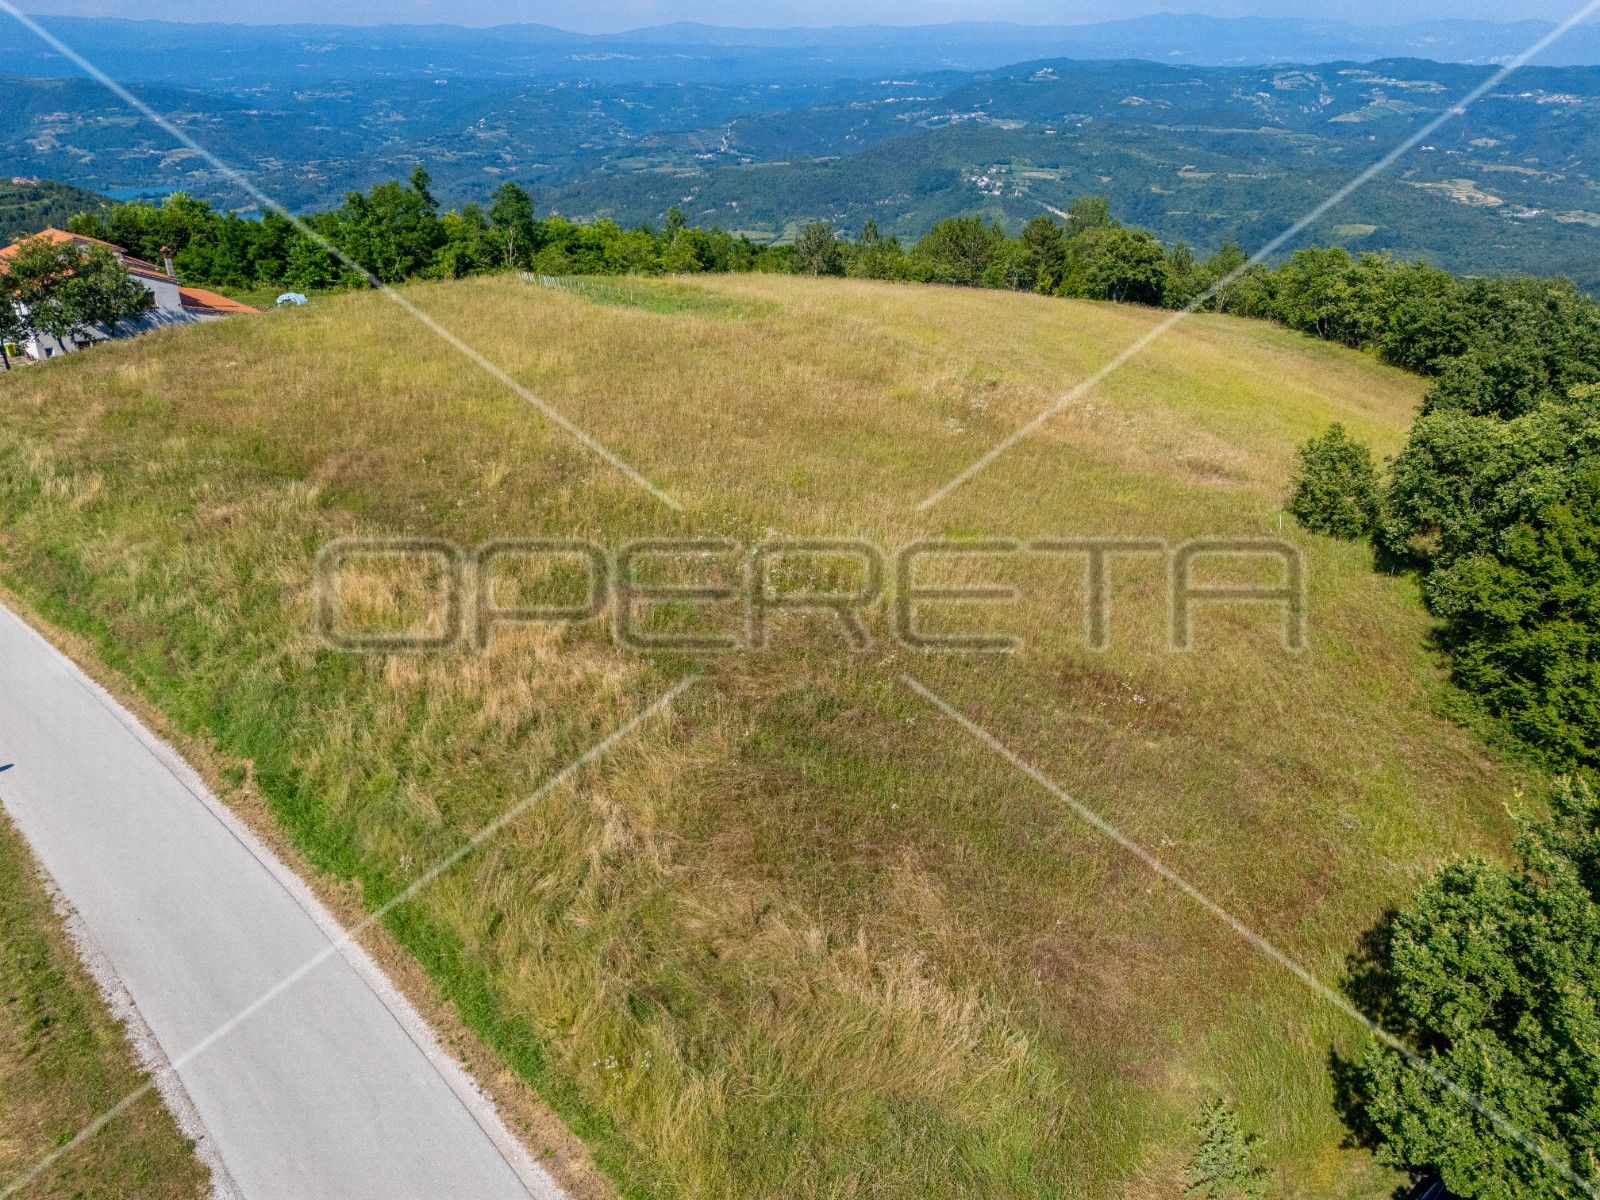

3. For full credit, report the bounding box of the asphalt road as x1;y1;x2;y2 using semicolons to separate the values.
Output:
0;603;561;1200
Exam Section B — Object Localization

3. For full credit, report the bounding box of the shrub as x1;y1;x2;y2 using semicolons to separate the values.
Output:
1353;779;1600;1198
1183;1100;1268;1199
1287;424;1381;539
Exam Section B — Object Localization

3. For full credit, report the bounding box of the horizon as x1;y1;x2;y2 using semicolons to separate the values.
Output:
16;2;1598;32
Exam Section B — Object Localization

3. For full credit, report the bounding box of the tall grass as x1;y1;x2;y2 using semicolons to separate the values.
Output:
0;274;1523;1198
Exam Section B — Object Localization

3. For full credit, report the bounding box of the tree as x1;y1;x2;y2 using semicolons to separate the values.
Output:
1268;247;1383;345
1063;225;1168;305
1207;242;1271;317
603;227;662;275
1021;214;1066;294
1183;1100;1268;1199
0;284;27;367
1288;424;1382;539
407;165;437;212
1426;470;1600;765
845;219;907;281
912;216;1003;287
436;204;498;279
4;236;153;347
1353;778;1600;1198
983;237;1036;291
792;222;843;277
487;182;537;270
282;224;354;292
325;172;444;284
1163;241;1205;309
1379;388;1600;765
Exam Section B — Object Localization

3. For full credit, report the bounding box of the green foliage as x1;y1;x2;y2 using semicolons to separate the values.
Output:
0;275;26;354
487;182;538;270
792;222;844;277
845;219;909;281
1062;223;1169;306
60;177;787;297
2;235;154;345
1354;778;1600;1198
1183;1100;1268;1199
1384;391;1600;766
1021;214;1066;294
1288;424;1381;540
983;238;1036;291
912;216;1005;287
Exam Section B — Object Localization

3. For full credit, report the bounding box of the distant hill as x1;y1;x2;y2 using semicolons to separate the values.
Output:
0;177;110;243
1;13;1599;88
4;18;1599;287
545;57;1600;290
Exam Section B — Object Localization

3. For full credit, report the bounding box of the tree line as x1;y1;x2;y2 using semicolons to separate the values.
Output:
64;170;788;293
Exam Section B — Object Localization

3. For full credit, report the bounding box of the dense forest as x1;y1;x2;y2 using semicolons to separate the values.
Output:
0;178;110;243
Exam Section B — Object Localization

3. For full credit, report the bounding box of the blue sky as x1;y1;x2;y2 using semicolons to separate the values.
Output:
18;0;1594;28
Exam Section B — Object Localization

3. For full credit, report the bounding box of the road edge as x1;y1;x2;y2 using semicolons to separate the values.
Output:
39;867;245;1200
0;589;605;1200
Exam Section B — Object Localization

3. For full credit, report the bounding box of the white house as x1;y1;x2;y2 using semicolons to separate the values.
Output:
2;227;257;362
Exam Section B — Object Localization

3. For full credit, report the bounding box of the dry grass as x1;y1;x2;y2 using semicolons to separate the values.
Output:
0;818;209;1199
0;273;1524;1199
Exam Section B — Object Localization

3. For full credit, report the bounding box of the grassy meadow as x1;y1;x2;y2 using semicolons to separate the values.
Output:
0;273;1526;1198
0;818;208;1199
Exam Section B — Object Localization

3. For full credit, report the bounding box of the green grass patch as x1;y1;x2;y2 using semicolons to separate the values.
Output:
529;275;774;318
0;818;208;1199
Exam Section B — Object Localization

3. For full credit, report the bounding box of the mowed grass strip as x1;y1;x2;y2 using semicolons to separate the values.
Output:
0;817;208;1199
0;273;1524;1199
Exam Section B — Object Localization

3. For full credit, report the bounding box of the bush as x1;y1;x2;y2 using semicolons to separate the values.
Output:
1287;424;1381;539
1183;1100;1268;1199
1353;778;1600;1198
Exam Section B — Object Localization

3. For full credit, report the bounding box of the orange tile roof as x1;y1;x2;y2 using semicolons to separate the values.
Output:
179;285;258;315
3;228;257;316
3;228;169;281
0;227;123;260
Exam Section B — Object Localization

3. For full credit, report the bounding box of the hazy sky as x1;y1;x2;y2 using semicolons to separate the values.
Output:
16;0;1594;30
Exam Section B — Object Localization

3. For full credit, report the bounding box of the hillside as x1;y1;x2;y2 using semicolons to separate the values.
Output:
0;274;1525;1198
0;177;109;242
7;51;1600;286
545;59;1600;288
